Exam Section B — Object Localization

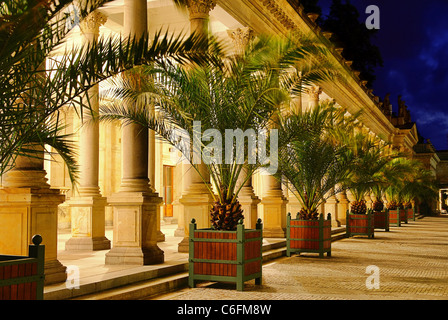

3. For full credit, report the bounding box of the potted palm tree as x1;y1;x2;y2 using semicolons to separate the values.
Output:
370;155;409;231
383;158;425;226
344;133;395;238
399;160;438;221
99;34;338;288
276;101;357;257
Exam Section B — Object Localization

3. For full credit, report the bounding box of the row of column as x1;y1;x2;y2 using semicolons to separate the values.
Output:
0;0;380;286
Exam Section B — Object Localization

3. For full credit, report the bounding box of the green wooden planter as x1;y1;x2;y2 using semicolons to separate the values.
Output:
0;235;45;300
374;210;389;231
286;213;331;258
188;219;263;291
346;210;374;238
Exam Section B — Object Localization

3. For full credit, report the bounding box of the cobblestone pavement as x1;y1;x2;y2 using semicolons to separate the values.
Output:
153;216;448;300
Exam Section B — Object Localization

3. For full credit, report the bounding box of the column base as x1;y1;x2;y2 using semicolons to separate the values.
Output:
325;197;341;227
44;259;67;285
0;187;67;285
66;195;110;251
338;199;350;226
178;186;214;252
105;246;164;265
105;191;164;265
177;236;189;253
238;186;261;229
259;195;288;238
157;230;165;242
65;236;111;251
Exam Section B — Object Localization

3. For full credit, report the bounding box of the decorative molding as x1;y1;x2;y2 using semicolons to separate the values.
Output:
261;0;297;31
79;11;107;34
187;0;217;19
227;27;255;55
306;86;322;100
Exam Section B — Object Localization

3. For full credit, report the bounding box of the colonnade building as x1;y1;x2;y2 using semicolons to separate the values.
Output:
0;0;439;285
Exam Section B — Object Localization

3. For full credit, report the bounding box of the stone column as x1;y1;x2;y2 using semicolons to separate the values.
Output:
66;11;110;251
105;0;164;265
337;189;349;225
365;193;373;209
286;185;302;217
0;118;66;284
236;170;260;229
260;173;288;238
176;0;217;253
325;190;340;227
226;27;260;229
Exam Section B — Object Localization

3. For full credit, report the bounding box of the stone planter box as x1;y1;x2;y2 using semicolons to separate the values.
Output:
286;213;331;258
346;210;374;238
374;210;389;231
188;219;263;291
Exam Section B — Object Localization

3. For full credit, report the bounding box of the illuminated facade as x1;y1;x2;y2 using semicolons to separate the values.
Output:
0;0;436;285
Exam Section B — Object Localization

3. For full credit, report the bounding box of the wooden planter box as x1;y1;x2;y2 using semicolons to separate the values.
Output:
388;209;405;227
374;210;389;231
188;219;263;291
346;210;374;238
286;213;331;258
406;207;415;221
0;235;45;300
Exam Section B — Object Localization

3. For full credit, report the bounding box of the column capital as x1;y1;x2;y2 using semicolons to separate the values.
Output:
306;86;322;100
227;27;254;55
187;0;217;19
80;11;107;35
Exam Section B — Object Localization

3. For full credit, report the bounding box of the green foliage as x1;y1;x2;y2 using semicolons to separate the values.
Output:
276;101;358;219
99;34;340;228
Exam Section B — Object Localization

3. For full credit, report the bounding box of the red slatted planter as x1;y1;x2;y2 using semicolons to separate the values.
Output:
374;210;389;231
188;219;263;291
0;235;45;300
406;207;416;221
346;210;374;238
389;209;401;227
286;213;332;258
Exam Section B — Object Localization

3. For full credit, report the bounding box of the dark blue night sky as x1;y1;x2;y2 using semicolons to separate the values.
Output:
317;0;448;150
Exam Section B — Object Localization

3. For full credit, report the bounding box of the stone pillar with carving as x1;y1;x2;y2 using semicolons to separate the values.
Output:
66;11;111;251
105;0;164;265
176;0;217;253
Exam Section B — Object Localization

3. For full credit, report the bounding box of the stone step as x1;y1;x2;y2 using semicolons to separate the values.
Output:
67;231;348;300
45;227;348;300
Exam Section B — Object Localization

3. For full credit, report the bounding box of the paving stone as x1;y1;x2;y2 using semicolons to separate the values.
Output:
154;217;448;300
